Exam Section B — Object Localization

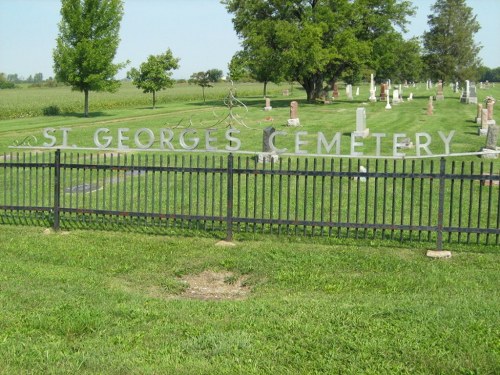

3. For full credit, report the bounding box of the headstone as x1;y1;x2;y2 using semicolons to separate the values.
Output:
481;123;499;159
355;87;360;96
264;97;272;111
487;99;495;121
436;80;444;100
385;89;392;110
486;124;500;151
468;83;477;104
476;103;483;124
392;89;400;104
346;84;353;100
455;81;459;93
369;74;377;102
262;127;275;152
380;83;387;101
479;108;489;136
332;83;339;98
287;101;300;126
387;79;391;90
407;92;413;101
258;126;279;163
282;89;290;96
353;107;369;138
427;96;433;115
461;80;472;103
396;137;414;150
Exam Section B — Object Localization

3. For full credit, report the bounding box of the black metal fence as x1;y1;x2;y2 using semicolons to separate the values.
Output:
1;150;499;248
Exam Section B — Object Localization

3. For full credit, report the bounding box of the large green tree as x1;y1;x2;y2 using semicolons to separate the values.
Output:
53;0;127;117
423;0;481;82
127;50;180;109
373;34;423;83
223;0;415;101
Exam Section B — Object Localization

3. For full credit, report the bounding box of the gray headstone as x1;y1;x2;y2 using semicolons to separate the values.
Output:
468;83;478;104
263;126;275;152
485;123;499;150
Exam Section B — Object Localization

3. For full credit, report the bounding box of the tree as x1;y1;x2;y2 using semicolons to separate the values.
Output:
189;71;213;103
227;51;251;82
0;73;16;89
423;0;481;82
223;0;415;101
373;34;423;83
206;69;224;83
7;74;20;83
478;66;500;82
127;50;180;109
33;73;44;83
53;0;127;117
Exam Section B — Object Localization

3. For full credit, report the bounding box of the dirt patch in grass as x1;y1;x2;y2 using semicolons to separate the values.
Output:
110;271;250;301
180;270;250;301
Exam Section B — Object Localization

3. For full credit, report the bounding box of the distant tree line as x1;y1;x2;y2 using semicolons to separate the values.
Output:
0;72;63;89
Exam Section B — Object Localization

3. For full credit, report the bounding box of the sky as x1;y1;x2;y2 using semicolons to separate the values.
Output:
0;0;499;80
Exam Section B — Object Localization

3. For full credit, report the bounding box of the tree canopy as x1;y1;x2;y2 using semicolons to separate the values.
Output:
423;0;481;82
189;71;213;103
223;0;415;101
53;0;127;117
127;49;180;109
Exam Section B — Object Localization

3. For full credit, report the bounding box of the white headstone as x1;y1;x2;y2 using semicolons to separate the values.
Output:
353;107;369;138
392;89;400;104
346;84;353;100
385;90;392;110
369;74;376;102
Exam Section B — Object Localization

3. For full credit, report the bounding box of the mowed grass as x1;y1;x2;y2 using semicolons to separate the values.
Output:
0;225;498;374
0;81;499;162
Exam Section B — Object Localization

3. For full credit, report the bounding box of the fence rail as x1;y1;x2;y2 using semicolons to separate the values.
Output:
1;150;499;248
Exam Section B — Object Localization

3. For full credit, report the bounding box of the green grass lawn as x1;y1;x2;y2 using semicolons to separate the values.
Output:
1;81;499;161
0;225;498;374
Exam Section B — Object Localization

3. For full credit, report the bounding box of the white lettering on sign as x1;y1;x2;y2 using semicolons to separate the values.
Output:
39;127;457;157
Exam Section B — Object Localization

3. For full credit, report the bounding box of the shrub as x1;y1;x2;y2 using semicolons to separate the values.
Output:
43;105;61;116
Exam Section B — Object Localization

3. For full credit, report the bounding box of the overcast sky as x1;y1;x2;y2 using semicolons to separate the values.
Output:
0;0;499;80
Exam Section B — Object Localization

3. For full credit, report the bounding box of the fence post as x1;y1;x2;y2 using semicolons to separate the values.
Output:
226;153;234;242
53;149;61;231
437;157;445;250
427;157;452;258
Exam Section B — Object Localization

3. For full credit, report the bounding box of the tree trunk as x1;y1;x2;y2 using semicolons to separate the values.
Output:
202;87;206;103
263;81;268;97
301;74;323;102
153;90;156;109
84;89;89;117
